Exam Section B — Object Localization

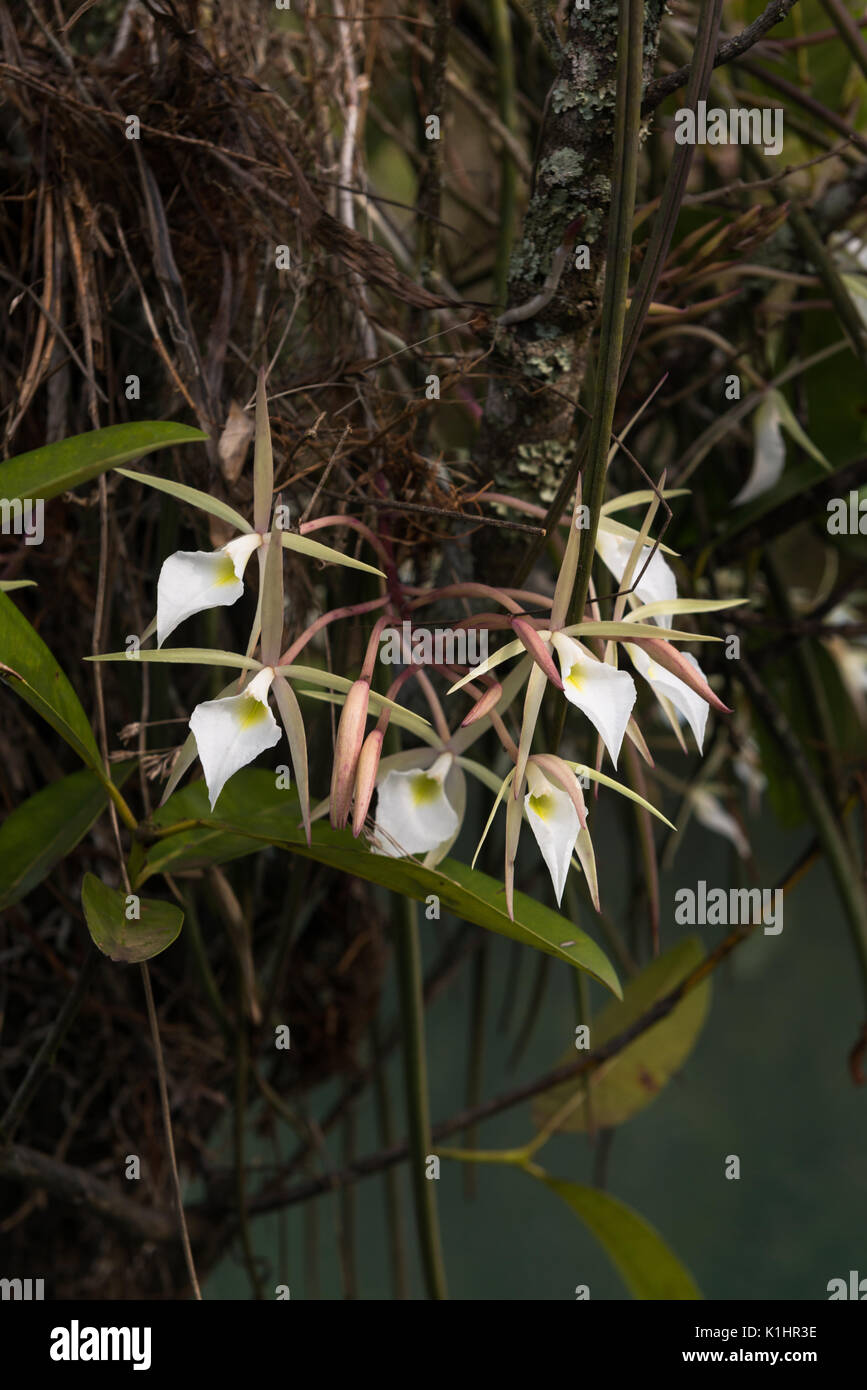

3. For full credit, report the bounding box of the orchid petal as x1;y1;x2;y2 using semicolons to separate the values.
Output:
157;533;261;648
551;633;636;768
525;767;582;906
691;789;749;858
734;392;786;506
627;643;709;751
574;825;600;912
371;752;460;858
596;522;677;626
189;666;281;810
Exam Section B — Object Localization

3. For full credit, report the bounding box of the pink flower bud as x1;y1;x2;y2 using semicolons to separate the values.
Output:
329;678;370;829
628;637;732;714
511;617;563;690
352;728;385;837
460;681;503;727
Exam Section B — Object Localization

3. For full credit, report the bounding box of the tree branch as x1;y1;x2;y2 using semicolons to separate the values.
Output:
642;0;801;114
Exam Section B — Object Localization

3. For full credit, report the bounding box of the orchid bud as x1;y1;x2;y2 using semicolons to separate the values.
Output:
460;680;503;727
352;727;385;837
330;678;370;829
511;617;563;690
627;636;732;714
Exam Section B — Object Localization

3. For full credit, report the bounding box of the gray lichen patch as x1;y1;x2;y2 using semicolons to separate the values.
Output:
537;147;586;186
515;440;572;504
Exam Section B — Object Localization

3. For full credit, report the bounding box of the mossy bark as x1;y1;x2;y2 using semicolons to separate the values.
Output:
474;0;665;580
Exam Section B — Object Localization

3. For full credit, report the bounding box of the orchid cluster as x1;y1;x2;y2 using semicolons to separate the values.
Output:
99;376;742;920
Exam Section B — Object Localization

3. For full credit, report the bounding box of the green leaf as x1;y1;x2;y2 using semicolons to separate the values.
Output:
533;938;710;1132
536;1174;701;1299
775;391;830;471
0;763;134;909
625;597;747;623
81;872;183;963
88;647;261;670
0;590;103;771
0;580;36;591
254;369;274;536
260;524;284;668
115;468;252;535
601;489;690;514
0;422;206;503
141;771;621;994
294;685;436;742
281;530;385;579
561;620;720;642
565;761;676;829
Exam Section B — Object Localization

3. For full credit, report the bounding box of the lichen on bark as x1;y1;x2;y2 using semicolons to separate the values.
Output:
473;0;665;581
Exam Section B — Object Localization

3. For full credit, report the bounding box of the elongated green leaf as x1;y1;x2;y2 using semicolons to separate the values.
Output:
565;761;676;829
533;938;709;1132
271;674;311;844
625;598;747;623
0;591;102;771
254;369;274;536
115;468;252;534
282;530;385;578
561;621;720;642
448;638;524;692
81;872;183;962
601;489;689;514
536;1173;701;1299
277;666;431;729
141;771;621;994
775;391;831;471
0;580;36;591
260;525;284;668
0;764;134;909
456;756;511;797
0;422;206;503
295;685;436;742
88;647;261;670
598;515;679;555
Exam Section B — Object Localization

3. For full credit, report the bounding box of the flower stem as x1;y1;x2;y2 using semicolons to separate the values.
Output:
393;895;448;1299
565;0;646;638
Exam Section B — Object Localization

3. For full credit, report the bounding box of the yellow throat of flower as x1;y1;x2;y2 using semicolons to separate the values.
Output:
410;773;441;807
528;792;555;820
239;695;269;728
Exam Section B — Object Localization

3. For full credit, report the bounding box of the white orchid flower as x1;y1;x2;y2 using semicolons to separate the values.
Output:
524;762;582;905
733;391;786;506
550;632;636;768
189;666;281;810
733;736;767;812
830;232;867;275
841;272;867;332
372;751;461;860
734;389;828;507
626;642;709;752
595;520;677;626
691;789;749;859
157;532;263;648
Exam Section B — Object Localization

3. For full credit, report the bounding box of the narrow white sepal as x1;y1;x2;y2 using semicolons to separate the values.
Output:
157;534;261;647
734;393;785;506
628;643;709;751
551;632;636;769
189;665;280;810
596;522;677;627
372;751;460;858
691;789;749;858
524;765;581;906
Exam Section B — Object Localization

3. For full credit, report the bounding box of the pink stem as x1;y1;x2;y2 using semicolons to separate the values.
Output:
279;595;390;666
